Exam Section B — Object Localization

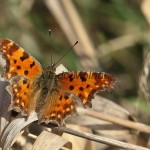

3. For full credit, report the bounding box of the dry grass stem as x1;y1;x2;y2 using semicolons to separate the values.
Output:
84;109;150;134
32;130;72;150
139;51;150;102
55;126;150;150
44;0;99;70
98;34;140;57
141;0;150;25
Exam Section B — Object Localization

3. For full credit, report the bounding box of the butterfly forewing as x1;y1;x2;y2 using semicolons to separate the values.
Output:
0;39;43;116
58;71;115;107
0;39;43;80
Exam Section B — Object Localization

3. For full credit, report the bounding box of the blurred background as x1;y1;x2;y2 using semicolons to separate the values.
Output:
0;0;150;149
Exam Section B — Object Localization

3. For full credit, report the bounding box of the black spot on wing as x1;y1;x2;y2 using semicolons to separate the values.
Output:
14;59;17;64
9;43;19;55
79;87;84;91
64;95;69;100
20;52;29;61
27;84;30;88
69;74;74;82
59;95;62;100
69;85;74;91
17;65;21;70
23;80;27;84
30;61;35;68
24;70;29;75
79;72;87;82
86;84;90;88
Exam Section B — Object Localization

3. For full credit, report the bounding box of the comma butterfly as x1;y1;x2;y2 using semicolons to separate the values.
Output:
0;39;115;125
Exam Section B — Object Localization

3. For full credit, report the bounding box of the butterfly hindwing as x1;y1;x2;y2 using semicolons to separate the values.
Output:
38;91;77;125
8;76;34;115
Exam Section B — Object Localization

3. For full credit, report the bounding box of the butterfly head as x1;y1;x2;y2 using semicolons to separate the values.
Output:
46;62;56;73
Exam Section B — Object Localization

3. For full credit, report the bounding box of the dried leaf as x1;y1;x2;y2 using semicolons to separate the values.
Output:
32;130;72;150
0;112;38;150
63;124;95;150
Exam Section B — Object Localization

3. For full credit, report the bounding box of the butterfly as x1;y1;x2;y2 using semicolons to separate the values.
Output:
0;39;115;125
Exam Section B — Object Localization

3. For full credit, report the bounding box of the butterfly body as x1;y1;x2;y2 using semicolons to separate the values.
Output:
33;69;60;112
0;39;115;125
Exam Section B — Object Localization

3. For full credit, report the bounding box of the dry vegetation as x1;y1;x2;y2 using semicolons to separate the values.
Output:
0;0;150;150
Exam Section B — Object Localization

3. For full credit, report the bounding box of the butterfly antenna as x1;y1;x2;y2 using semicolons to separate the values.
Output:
48;29;53;65
55;41;78;66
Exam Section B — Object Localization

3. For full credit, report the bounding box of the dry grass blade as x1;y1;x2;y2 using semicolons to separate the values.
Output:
0;80;11;134
98;34;140;57
84;109;150;134
0;112;38;150
32;130;72;150
61;0;96;56
54;127;150;150
92;95;132;119
63;125;95;150
67;95;134;128
44;0;99;70
139;51;150;102
141;0;150;24
0;64;68;150
19;0;35;16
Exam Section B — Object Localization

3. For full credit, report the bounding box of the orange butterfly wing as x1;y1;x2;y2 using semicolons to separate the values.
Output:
38;91;77;125
0;39;43;114
58;71;115;107
0;39;115;125
0;39;43;80
7;77;34;114
38;71;115;125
